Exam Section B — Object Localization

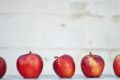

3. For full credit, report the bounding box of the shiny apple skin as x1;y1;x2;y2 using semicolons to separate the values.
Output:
81;53;105;78
0;57;7;79
17;52;43;78
113;55;120;77
53;54;75;78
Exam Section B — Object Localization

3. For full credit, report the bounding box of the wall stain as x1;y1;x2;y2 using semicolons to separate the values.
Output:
8;0;22;4
60;24;66;28
112;15;120;22
0;12;9;16
44;57;50;62
71;11;104;19
70;1;89;11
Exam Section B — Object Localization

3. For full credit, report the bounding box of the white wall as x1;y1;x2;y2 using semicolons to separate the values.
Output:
0;0;120;76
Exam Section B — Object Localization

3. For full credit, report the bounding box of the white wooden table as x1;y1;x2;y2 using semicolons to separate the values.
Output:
2;75;120;80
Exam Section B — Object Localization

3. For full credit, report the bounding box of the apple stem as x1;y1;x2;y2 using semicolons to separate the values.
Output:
90;52;92;56
54;56;59;59
29;51;32;54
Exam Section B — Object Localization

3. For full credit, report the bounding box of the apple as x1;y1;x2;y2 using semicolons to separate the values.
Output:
113;54;120;77
81;52;105;78
53;54;75;78
0;57;7;79
16;51;43;78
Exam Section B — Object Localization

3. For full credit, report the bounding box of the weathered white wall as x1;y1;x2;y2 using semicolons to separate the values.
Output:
0;0;120;77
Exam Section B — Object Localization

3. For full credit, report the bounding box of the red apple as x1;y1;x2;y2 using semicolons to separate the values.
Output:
17;51;43;78
53;54;75;78
113;54;120;77
0;57;7;79
81;52;105;78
